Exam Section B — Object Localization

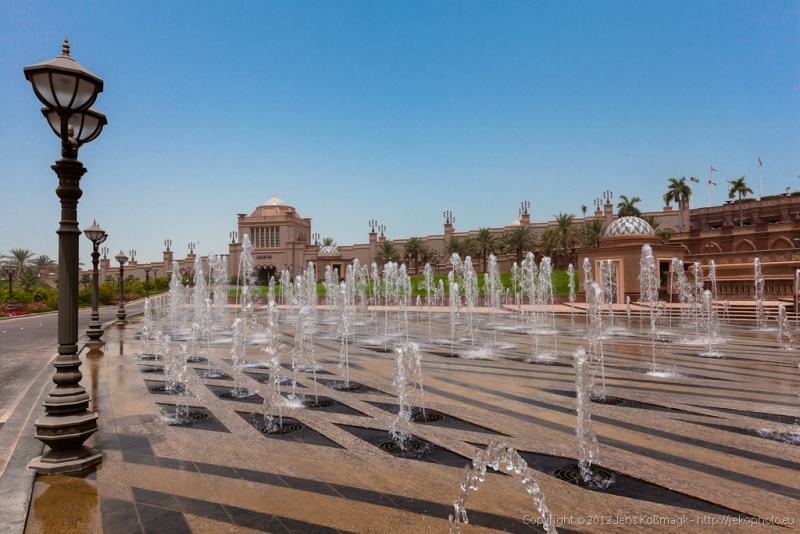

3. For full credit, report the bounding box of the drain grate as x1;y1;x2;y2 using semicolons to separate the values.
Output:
261;423;303;434
141;368;162;373
189;412;208;420
552;465;615;488
306;399;335;408
186;356;206;363
412;411;444;423
590;395;625;406
379;438;427;455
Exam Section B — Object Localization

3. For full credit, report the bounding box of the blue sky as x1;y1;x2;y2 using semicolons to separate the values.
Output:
1;1;798;264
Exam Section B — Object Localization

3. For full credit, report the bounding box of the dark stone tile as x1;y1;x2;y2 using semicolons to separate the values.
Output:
144;380;192;397
316;379;389;396
279;475;340;498
137;503;192;534
279;516;341;534
335;424;473;469
100;498;142;534
154;404;230;433
206;384;264;405
366;402;509;435
156;456;197;472
175;495;231;523
224;504;288;532
123;452;159;467
328;483;396;508
389;494;451;517
235;467;289;488
195;461;242;479
118;434;154;455
132;487;179;510
236;412;343;449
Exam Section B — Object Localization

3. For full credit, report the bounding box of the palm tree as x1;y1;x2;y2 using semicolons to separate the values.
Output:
551;212;578;268
443;236;463;258
18;269;40;291
374;240;401;266
616;195;642;217
321;237;337;247
32;254;58;274
641;215;672;245
473;228;498;272
403;237;426;273
581;219;604;247
5;248;36;272
502;227;537;265
664;177;692;232
538;228;558;258
728;176;754;227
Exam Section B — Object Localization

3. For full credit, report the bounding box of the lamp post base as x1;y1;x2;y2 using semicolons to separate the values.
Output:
29;449;102;475
86;324;105;346
30;409;101;474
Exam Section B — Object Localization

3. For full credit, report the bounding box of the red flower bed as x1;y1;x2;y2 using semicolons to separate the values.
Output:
0;311;32;317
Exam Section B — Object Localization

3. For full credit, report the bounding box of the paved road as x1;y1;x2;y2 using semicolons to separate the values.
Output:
0;301;145;423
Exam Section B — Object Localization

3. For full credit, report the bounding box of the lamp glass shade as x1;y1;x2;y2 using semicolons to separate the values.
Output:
2;264;19;274
143;265;152;273
115;253;128;265
83;221;107;243
24;47;103;113
44;107;107;144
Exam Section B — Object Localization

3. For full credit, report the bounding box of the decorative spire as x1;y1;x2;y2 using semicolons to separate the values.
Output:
62;37;70;56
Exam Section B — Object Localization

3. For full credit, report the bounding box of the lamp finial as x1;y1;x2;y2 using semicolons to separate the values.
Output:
62;37;70;56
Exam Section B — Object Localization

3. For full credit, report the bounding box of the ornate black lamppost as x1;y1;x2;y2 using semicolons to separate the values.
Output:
229;231;237;244
115;251;128;322
188;242;195;254
3;264;18;312
24;37;107;474
164;239;172;251
101;246;108;259
83;220;107;346
143;264;152;298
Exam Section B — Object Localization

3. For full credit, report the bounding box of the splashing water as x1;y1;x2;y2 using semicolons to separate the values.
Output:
448;440;558;534
754;257;766;329
574;346;609;488
777;303;795;350
585;282;607;399
567;263;576;327
390;342;425;449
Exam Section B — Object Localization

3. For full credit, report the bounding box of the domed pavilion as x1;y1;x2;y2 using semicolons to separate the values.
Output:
577;216;685;303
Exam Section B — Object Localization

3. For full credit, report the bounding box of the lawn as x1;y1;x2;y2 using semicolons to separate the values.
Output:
228;270;578;297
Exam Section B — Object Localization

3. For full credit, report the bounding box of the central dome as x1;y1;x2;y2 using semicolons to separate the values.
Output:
262;193;289;207
604;216;655;237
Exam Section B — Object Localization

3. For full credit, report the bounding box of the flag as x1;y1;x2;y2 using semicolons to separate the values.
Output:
711;165;717;172
758;155;762;166
709;180;716;185
690;176;700;183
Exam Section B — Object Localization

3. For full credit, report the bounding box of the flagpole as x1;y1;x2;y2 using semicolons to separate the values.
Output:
758;155;762;200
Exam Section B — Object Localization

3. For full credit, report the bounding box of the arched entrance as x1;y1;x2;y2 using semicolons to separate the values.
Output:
254;263;278;286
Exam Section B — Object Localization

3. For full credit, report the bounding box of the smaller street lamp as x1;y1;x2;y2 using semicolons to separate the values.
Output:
369;220;377;233
379;224;386;237
129;250;136;262
188;243;195;254
3;264;19;312
229;231;237;244
143;264;152;298
115;251;128;322
101;246;108;259
313;233;320;245
83;220;107;345
164;239;172;251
